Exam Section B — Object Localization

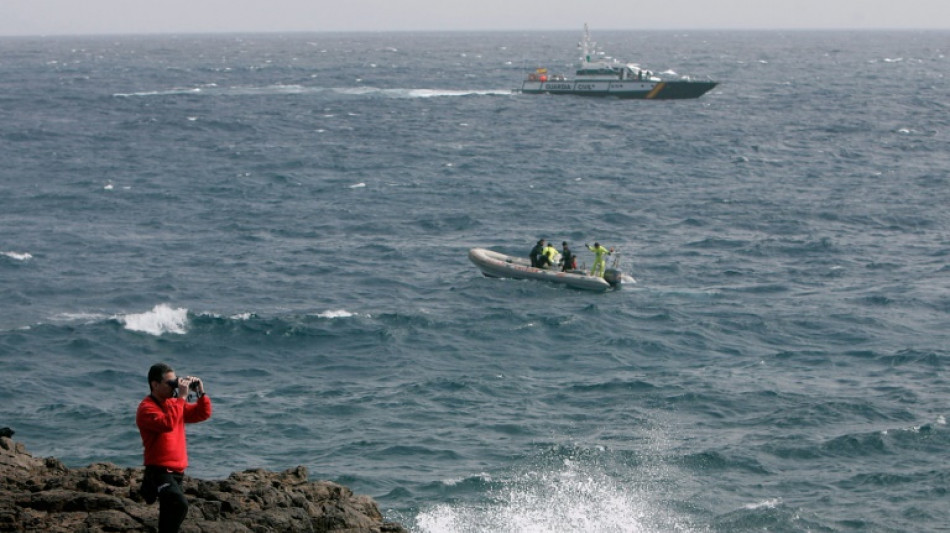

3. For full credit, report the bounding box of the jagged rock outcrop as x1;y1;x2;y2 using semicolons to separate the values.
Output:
0;433;407;532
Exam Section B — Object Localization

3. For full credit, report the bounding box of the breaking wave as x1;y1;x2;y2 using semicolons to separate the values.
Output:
115;304;189;336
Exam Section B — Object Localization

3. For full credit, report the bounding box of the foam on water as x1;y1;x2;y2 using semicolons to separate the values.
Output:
51;312;110;324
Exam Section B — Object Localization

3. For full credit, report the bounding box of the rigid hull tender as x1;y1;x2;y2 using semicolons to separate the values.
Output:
520;24;717;100
468;247;627;292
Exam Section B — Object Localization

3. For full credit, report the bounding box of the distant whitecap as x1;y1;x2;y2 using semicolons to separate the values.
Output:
1;251;32;261
317;309;355;319
744;498;782;510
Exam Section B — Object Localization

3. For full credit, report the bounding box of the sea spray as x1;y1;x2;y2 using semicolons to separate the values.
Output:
415;448;696;533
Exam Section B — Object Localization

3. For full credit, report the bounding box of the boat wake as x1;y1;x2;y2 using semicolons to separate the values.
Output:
114;85;513;99
334;87;513;98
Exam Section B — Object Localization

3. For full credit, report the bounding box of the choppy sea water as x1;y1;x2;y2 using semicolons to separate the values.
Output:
1;29;949;532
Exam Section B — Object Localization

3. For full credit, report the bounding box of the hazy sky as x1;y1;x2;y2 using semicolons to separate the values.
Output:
1;0;948;36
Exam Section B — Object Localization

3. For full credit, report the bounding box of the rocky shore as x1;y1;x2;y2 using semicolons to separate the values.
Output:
0;432;407;532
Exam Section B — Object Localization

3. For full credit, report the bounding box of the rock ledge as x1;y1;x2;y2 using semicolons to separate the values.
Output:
0;435;407;532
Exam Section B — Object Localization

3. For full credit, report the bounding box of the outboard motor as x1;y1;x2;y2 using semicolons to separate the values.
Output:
603;268;623;289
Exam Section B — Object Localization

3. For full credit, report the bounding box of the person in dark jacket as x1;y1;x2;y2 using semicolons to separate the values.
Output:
529;239;545;267
560;242;577;272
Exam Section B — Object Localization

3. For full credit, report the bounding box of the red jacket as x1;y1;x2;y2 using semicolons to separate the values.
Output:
136;394;212;472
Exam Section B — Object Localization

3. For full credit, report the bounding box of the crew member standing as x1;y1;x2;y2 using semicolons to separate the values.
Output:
586;242;612;277
136;363;212;533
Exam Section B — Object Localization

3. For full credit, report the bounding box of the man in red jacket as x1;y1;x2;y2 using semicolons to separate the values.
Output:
136;363;212;533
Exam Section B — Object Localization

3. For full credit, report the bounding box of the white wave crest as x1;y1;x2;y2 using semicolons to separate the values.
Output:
317;309;355;319
2;251;33;261
118;304;189;335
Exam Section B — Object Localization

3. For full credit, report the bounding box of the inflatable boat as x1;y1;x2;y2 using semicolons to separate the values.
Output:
468;247;629;292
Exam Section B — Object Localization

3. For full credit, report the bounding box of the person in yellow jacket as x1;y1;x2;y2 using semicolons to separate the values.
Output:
538;242;559;268
585;242;613;277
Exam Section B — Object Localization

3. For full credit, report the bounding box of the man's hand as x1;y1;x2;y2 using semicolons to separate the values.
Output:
177;377;193;399
186;376;204;395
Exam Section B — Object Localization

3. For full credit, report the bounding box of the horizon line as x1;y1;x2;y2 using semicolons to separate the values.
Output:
2;26;949;39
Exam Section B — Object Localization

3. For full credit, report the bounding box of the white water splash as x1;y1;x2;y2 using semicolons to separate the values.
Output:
416;457;694;533
117;304;189;335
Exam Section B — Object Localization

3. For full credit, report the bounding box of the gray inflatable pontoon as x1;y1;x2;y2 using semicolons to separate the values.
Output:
468;247;628;292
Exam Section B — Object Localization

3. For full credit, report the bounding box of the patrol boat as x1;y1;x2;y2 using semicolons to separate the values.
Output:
519;24;717;100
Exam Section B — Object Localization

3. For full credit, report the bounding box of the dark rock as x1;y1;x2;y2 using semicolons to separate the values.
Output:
0;436;408;532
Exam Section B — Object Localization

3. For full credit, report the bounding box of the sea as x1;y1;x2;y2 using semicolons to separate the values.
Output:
1;29;949;532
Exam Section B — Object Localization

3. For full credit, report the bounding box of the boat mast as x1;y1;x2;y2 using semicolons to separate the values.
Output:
579;23;595;65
